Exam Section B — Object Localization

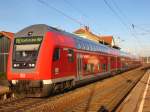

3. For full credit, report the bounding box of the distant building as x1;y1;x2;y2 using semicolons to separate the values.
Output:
74;26;100;42
74;26;120;49
0;31;14;73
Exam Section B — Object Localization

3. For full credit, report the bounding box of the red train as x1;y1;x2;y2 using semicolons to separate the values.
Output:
7;24;141;97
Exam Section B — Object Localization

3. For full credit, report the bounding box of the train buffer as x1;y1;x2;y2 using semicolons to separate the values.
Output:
116;70;150;112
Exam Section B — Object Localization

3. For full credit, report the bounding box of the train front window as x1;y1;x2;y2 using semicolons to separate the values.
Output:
12;36;43;68
14;44;40;61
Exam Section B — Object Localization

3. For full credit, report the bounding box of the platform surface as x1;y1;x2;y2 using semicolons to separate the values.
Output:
0;86;9;95
116;70;150;112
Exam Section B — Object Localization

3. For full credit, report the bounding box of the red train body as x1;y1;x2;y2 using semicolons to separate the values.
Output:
7;24;141;97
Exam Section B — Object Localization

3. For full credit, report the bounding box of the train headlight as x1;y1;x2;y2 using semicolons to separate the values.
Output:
14;64;19;67
14;64;17;67
12;80;18;85
31;64;35;67
28;63;35;67
29;64;32;67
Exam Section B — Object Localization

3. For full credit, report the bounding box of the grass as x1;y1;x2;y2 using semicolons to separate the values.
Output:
0;72;6;80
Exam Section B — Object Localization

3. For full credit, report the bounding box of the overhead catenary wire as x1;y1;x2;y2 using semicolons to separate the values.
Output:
62;0;100;34
64;0;125;46
37;0;104;36
63;0;90;20
103;0;142;54
111;0;149;50
103;0;139;52
111;0;132;26
110;0;139;33
103;0;128;29
133;25;150;33
62;0;91;29
37;0;84;26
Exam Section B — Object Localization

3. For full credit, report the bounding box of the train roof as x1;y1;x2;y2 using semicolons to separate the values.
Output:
15;24;138;58
15;24;62;37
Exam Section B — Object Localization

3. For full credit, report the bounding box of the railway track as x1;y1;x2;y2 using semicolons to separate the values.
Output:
0;90;69;112
64;69;144;112
0;97;44;112
26;67;146;112
0;67;147;112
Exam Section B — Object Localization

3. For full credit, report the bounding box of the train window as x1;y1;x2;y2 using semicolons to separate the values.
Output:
78;43;82;49
102;64;107;72
96;46;99;51
98;46;101;52
77;40;82;49
98;64;101;72
93;45;95;51
84;43;86;50
68;49;74;62
87;43;90;50
84;64;88;72
80;42;83;49
89;44;92;51
91;44;94;51
91;64;94;72
89;44;92;50
53;48;60;61
82;43;85;50
84;64;94;73
104;47;106;52
94;45;96;51
85;42;88;50
96;46;98;51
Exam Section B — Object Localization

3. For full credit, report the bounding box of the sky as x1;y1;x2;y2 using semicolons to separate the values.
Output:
0;0;150;56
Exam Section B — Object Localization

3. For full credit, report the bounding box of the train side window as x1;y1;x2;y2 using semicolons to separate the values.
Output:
84;64;88;72
91;64;94;72
84;64;94;73
98;64;101;72
89;44;92;51
77;40;81;49
68;49;74;62
53;48;60;61
102;64;107;72
83;64;89;72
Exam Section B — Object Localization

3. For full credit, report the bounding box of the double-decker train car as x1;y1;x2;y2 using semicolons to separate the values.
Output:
7;24;141;97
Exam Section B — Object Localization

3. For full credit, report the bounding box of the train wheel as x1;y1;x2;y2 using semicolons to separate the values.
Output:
68;80;75;89
60;83;64;93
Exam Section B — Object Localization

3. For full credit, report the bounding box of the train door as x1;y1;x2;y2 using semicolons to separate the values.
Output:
77;53;82;80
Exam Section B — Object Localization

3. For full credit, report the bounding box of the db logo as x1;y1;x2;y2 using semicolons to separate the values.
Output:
20;73;26;78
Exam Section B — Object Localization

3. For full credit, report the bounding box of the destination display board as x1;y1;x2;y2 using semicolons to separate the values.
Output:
14;36;43;44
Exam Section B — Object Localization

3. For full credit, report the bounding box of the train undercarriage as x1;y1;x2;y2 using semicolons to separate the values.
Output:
10;79;75;97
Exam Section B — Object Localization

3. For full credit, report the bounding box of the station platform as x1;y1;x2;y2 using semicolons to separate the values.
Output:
0;86;9;95
0;79;10;95
116;70;150;112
